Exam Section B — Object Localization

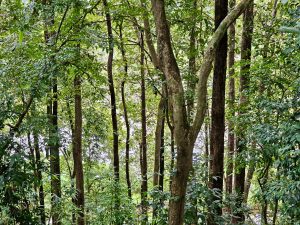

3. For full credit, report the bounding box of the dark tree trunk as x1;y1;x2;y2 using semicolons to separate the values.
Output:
226;0;236;196
33;131;46;225
103;1;120;221
74;73;85;225
208;0;228;223
50;77;62;225
119;21;132;200
158;114;165;191
66;100;76;225
233;0;254;223
139;30;148;225
153;96;165;189
104;0;119;182
43;0;61;223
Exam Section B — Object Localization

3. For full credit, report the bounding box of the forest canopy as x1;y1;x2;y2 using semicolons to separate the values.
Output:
0;0;299;224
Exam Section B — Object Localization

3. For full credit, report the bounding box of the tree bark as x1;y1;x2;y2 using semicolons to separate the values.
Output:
226;0;236;196
233;0;254;223
208;0;228;223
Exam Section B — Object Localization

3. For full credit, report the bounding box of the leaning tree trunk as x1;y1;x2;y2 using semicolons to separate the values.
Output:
208;0;228;223
233;0;254;223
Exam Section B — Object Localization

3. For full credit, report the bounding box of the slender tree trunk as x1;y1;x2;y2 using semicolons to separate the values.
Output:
104;0;119;182
33;131;46;224
226;0;236;196
158;115;165;191
233;1;254;223
66;100;76;225
121;80;132;199
103;1;120;222
43;0;61;223
119;21;132;199
153;96;165;189
139;30;148;225
50;77;62;225
244;164;255;203
74;72;85;225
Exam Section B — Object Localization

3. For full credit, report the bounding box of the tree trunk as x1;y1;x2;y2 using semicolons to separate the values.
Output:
233;0;254;223
186;0;197;120
139;30;148;225
66;100;76;225
244;164;255;203
158;114;165;192
208;0;228;223
119;21;132;200
50;77;62;225
103;1;120;221
74;72;85;225
43;0;61;223
153;96;165;189
226;0;236;196
33;131;46;225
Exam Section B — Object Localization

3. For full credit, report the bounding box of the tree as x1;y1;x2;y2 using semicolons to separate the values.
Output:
150;0;252;223
208;0;228;223
233;0;254;223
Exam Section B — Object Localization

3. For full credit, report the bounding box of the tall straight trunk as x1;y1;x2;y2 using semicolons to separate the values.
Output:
153;91;166;222
226;0;236;195
233;0;254;223
153;97;165;189
72;2;85;224
151;0;252;223
139;30;148;224
50;77;62;225
118;21;132;200
43;0;61;223
158;114;165;191
208;0;228;223
66;100;76;225
33;131;46;224
74;72;84;225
